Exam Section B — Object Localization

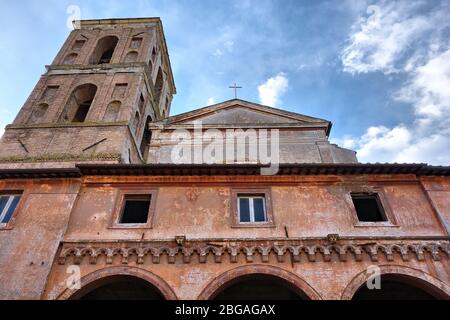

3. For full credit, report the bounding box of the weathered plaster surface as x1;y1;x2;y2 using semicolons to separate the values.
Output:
0;179;81;299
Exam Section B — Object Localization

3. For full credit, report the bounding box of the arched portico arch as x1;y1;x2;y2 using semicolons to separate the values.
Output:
197;265;322;300
341;265;450;300
57;266;177;300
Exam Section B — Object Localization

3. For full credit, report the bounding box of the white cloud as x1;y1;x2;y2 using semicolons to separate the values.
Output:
331;135;357;150
213;40;235;57
213;49;224;57
352;47;450;164
353;125;450;164
341;1;433;74
337;1;450;165
224;40;234;52
396;49;450;121
356;125;411;162
258;73;289;107
207;97;216;105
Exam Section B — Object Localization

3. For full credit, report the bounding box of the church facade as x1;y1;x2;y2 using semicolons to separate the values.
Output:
0;18;449;300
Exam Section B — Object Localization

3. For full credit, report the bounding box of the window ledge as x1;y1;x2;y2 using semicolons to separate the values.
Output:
354;222;399;228
231;223;276;229
108;224;153;230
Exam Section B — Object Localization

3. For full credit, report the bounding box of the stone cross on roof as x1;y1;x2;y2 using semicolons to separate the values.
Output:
229;83;242;99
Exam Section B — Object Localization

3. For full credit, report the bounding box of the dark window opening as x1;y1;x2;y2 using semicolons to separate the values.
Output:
72;100;92;123
138;94;145;114
151;47;157;61
352;193;387;222
62;84;97;123
132;111;140;134
90;36;119;65
99;48;114;64
155;68;164;105
139;116;153;162
119;196;151;224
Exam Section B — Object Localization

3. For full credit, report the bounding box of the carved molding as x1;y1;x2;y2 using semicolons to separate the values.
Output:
58;239;450;266
0;152;121;163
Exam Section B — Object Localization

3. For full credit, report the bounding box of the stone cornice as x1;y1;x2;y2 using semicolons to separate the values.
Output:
1;164;449;179
6;121;128;130
76;18;161;29
45;63;147;75
76;163;450;177
58;239;450;265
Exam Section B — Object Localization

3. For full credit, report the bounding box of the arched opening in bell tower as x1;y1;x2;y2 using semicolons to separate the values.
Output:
90;36;119;65
61;83;97;123
139;115;153;162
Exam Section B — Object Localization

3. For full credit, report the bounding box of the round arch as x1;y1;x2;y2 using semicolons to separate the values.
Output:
57;266;177;300
90;35;119;65
341;265;450;300
197;265;322;300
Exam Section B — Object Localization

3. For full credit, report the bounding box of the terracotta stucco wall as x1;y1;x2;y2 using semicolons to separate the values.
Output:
1;174;449;300
421;177;450;235
0;178;80;299
63;175;447;241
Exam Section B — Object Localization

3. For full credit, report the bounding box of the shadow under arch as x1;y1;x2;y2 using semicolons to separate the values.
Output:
341;265;450;300
57;266;177;300
197;265;322;300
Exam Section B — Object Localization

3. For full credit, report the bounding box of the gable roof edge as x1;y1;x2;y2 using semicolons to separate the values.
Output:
155;99;332;134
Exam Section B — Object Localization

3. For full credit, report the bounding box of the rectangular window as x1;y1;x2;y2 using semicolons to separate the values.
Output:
41;86;59;101
118;195;152;224
138;94;145;114
351;193;387;222
238;194;267;223
112;83;128;99
0;194;21;225
72;40;86;51
130;37;143;49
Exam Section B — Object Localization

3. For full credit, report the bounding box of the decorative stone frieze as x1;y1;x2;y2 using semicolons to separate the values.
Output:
58;239;450;266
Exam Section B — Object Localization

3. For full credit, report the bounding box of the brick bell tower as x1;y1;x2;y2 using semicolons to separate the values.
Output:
0;18;176;168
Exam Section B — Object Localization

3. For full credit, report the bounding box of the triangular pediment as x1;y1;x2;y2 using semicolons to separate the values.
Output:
161;99;330;126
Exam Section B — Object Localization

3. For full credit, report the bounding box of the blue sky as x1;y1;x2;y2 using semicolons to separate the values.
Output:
0;0;449;164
